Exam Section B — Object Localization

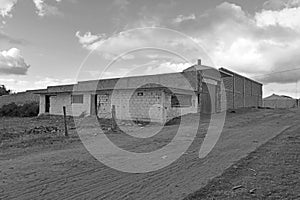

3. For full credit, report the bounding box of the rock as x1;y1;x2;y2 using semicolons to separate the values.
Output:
232;185;243;190
249;188;256;194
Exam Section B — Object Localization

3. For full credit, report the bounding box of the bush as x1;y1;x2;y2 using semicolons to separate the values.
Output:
0;102;39;117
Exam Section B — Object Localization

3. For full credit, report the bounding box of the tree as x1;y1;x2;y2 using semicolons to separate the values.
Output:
0;85;11;96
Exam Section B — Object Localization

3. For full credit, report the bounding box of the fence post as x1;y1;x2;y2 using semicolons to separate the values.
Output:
111;105;117;131
63;106;68;137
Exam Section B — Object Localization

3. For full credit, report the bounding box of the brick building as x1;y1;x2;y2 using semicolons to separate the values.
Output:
36;62;262;123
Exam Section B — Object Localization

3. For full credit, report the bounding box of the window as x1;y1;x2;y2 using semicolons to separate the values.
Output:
137;92;144;96
171;94;192;107
71;94;84;104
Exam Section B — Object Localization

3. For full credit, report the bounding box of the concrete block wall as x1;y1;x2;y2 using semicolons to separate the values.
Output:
164;92;197;121
50;93;72;115
96;89;197;123
97;92;112;118
129;90;163;122
39;92;92;117
97;89;165;123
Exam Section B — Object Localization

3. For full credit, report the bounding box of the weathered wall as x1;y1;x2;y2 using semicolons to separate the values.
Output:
222;76;234;109
95;88;197;123
234;75;244;108
164;92;197;121
222;74;262;109
39;94;46;115
0;91;39;108
96;89;165;123
39;92;91;117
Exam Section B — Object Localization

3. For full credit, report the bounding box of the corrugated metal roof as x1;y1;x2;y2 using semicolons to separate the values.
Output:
219;67;263;85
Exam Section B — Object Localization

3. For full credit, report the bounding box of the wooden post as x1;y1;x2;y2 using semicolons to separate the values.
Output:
63;106;68;137
233;74;235;109
111;105;117;131
197;70;202;113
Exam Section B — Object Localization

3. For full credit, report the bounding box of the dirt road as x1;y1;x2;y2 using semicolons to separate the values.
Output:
185;113;300;200
0;109;299;200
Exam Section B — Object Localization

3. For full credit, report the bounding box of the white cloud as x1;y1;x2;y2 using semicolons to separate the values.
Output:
263;82;300;98
75;28;205;65
0;0;63;22
0;48;30;75
76;2;300;85
256;6;300;30
75;31;105;47
98;60;190;79
0;0;17;18
34;77;74;88
0;77;29;92
179;2;300;83
32;0;63;17
144;61;190;74
172;14;196;24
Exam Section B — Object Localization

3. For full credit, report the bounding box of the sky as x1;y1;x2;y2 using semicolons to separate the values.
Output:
0;0;300;98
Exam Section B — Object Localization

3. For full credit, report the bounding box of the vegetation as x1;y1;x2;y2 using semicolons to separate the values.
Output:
0;102;39;117
0;85;11;96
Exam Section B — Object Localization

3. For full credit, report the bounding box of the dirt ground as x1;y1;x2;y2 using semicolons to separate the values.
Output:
185;113;300;200
0;108;299;200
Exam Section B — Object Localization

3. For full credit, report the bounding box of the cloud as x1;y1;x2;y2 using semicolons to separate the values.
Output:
32;0;63;17
76;2;300;85
0;48;30;75
1;0;63;24
0;77;29;92
75;28;206;65
0;76;75;92
0;0;17;18
75;31;106;47
113;0;129;11
263;81;300;98
172;14;196;24
256;6;300;30
34;77;75;88
263;0;300;10
171;2;300;84
144;61;190;75
0;31;25;44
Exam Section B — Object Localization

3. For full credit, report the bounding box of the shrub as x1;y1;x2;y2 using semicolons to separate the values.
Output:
0;102;39;117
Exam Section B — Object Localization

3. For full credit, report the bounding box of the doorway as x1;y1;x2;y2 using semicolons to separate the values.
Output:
45;95;50;113
201;83;216;114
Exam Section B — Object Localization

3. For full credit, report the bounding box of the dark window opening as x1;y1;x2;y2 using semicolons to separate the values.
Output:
171;94;192;107
137;92;144;96
72;94;84;104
